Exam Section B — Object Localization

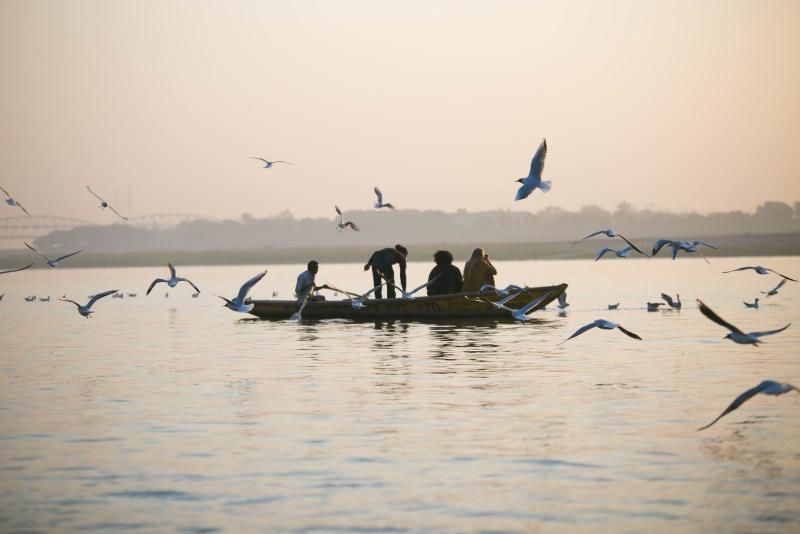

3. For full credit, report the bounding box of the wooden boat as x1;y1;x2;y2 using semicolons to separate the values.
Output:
248;283;567;321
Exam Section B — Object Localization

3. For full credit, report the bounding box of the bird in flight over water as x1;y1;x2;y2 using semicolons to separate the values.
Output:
60;289;118;318
86;186;128;220
335;206;360;231
373;187;395;209
146;263;201;295
722;266;797;282
573;229;649;256
215;270;267;313
1;186;31;216
595;245;647;261
515;138;551;201
0;263;33;275
559;319;642;344
697;299;790;345
761;278;787;297
251;157;292;169
698;380;798;431
652;239;716;263
24;242;84;268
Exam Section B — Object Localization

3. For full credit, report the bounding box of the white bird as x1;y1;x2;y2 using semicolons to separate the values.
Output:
347;283;386;310
0;263;33;275
661;293;681;310
557;292;569;310
473;290;554;321
573;229;649;256
373;187;395;209
215;270;267;313
514;138;551;201
698;380;798;431
146;263;201;295
24;242;83;267
0;186;31;216
559;319;642;344
86;186;128;220
479;284;527;297
652;239;716;263
381;274;440;300
335;206;360;231
744;298;759;309
251;157;292;169
608;302;620;310
647;302;663;312
60;289;118;318
697;299;790;345
594;245;648;261
722;266;796;282
761;278;787;297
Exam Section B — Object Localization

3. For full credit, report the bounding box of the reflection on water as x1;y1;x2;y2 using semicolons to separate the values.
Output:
0;257;799;531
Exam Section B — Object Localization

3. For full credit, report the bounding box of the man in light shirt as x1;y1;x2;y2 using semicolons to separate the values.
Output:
295;260;326;301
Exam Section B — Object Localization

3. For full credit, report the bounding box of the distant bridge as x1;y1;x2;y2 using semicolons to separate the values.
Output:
0;214;216;239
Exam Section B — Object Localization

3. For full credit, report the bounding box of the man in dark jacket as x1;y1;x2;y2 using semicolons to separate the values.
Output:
364;244;408;299
427;250;463;296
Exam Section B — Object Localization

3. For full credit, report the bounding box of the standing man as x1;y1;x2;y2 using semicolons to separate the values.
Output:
363;244;408;299
295;260;327;301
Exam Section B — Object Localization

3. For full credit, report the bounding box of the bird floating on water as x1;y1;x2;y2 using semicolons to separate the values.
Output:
608;303;620;310
697;299;790;345
86;186;128;220
722;266;796;282
647;302;664;312
1;186;30;216
215;270;267;313
595;245;648;261
146;263;200;295
373;187;395;210
514;138;551;201
661;293;681;310
744;298;759;309
0;263;33;275
559;319;642;344
652;240;716;263
761;278;787;297
698;380;798;431
335;206;360;231
60;289;118;318
24;242;83;267
251;157;291;169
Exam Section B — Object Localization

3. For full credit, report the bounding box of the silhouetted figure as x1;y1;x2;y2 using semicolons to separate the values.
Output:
427;250;463;296
462;248;497;292
364;245;407;299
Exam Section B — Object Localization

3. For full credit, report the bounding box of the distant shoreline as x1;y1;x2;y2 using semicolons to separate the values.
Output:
1;232;798;269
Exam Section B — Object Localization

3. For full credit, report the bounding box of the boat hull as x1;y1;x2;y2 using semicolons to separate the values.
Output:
248;284;567;321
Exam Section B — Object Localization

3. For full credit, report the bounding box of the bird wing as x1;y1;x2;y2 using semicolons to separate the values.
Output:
697;300;744;334
408;274;442;295
616;325;642;340
528;138;547;178
750;323;791;338
574;230;607;244
652;239;673;256
16;202;30;216
661;293;675;307
693;241;717;249
616;234;649;256
494;290;523;307
374;187;383;204
766;269;798;282
0;186;9;197
237;269;267;301
251;157;269;165
763;278;787;295
594;247;615;261
359;283;385;299
59;298;81;308
146;278;166;295
335;205;342;216
107;205;128;220
559;322;598;344
53;248;84;263
24;241;50;261
518;290;554;315
272;160;292;165
697;382;771;431
86;185;105;202
168;263;177;279
0;262;33;274
722;266;754;274
382;203;395;209
178;278;201;293
344;222;360;231
87;289;118;308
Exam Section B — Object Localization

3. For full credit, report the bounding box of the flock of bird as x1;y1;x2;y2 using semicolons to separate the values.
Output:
2;141;798;431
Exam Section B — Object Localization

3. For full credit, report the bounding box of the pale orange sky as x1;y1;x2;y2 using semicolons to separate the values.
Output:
1;0;798;223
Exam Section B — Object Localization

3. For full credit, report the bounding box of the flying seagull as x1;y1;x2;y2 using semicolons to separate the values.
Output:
559;319;642;344
24;242;83;267
60;289;118;318
515;138;551;201
472;290;554;321
698;380;798;431
697;299;790;345
479;284;528;297
0;186;31;216
86;186;128;220
573;229;648;256
251;157;292;169
595;245;648;261
381;273;441;300
345;283;386;310
744;298;759;309
146;263;201;295
761;278;787;297
722;266;797;282
652;239;716;263
215;269;267;313
335;206;360;231
373;187;395;209
661;293;681;310
0;263;33;275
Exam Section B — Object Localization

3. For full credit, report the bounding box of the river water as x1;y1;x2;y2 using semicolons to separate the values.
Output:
1;256;799;532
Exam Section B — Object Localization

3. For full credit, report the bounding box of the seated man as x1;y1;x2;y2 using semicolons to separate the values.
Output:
427;250;463;296
462;248;497;292
295;260;326;301
363;244;408;299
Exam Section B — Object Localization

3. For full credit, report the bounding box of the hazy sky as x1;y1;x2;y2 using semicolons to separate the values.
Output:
1;0;798;223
